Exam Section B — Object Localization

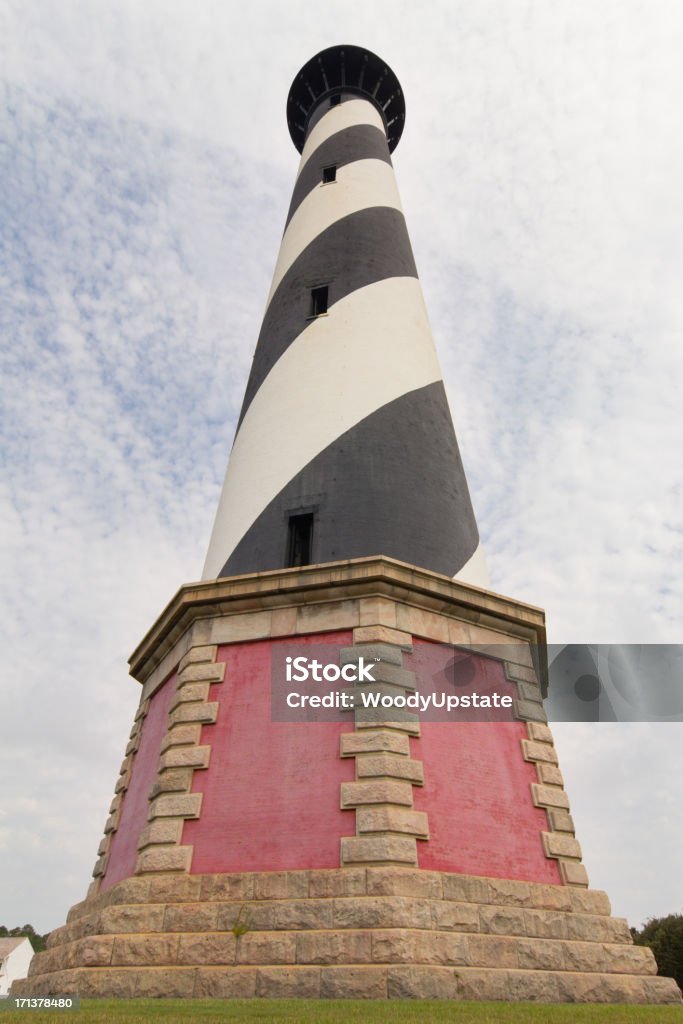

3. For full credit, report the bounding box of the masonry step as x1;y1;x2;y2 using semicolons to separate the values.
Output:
12;964;682;1002
65;868;613;923
30;926;659;976
21;870;679;1004
49;895;632;952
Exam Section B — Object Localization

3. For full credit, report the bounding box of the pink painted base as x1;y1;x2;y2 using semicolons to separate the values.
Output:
407;640;561;883
100;631;561;888
183;631;357;873
414;721;560;882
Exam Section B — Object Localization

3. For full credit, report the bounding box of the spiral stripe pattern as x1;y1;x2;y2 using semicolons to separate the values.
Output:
203;95;487;587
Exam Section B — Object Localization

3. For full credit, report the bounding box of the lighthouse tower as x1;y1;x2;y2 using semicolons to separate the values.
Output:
203;45;486;588
16;47;680;1004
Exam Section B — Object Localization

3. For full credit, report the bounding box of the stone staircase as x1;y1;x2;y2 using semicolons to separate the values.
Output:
14;868;681;1002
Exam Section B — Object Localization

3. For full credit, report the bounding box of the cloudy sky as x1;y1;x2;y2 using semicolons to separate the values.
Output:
1;0;681;935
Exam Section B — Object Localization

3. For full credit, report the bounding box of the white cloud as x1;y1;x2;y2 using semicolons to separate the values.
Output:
553;724;683;926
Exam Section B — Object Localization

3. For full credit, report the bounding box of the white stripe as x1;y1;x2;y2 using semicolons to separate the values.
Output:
266;159;403;308
299;98;385;171
202;277;442;579
453;542;490;590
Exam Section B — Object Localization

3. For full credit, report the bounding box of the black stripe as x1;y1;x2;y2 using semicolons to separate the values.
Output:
285;123;392;227
236;206;418;430
221;383;479;580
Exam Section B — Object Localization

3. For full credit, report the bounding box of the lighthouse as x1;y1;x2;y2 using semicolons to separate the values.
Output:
203;45;487;587
16;46;680;1004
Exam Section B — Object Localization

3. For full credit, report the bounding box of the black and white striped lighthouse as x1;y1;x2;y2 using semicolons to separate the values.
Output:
203;44;487;588
20;44;681;1006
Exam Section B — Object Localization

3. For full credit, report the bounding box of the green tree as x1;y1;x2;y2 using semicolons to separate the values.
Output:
0;924;48;952
633;913;683;991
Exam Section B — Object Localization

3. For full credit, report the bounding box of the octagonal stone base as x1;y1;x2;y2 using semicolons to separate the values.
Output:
14;868;681;1003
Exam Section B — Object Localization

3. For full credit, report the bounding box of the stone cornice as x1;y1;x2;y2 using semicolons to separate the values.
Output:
128;557;546;687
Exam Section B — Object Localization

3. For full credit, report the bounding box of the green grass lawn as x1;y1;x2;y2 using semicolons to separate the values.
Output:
2;1000;683;1024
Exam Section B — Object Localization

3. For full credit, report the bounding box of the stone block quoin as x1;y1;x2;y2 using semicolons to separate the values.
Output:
135;644;224;877
89;695;151;893
520;716;588;887
339;639;429;868
87;643;225;896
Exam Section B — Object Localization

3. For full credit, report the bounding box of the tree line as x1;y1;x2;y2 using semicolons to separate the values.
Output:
0;926;48;952
631;913;683;991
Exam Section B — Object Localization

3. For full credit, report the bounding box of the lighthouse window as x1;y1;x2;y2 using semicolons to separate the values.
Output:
309;285;328;317
287;513;314;567
322;164;337;184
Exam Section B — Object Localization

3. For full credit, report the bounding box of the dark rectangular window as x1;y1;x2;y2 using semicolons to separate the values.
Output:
329;94;341;107
287;513;314;567
322;164;337;184
310;285;328;317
